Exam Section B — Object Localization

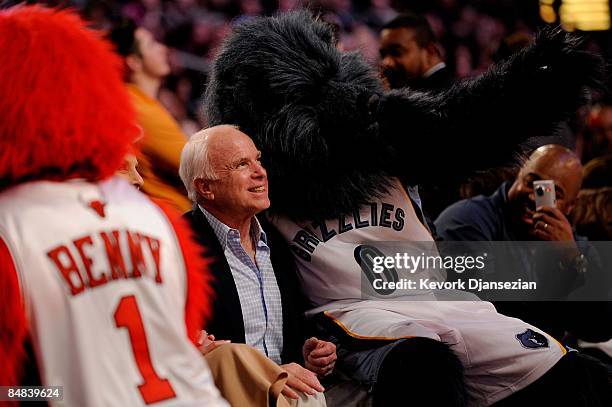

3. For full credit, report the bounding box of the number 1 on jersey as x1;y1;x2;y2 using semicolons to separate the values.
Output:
114;295;177;404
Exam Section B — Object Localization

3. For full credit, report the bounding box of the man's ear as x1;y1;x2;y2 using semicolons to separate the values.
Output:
194;178;214;201
125;54;143;74
425;43;441;63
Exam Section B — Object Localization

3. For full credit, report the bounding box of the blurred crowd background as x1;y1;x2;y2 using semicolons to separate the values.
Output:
3;1;609;157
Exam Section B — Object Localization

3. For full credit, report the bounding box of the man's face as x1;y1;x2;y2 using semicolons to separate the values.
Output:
379;27;428;89
507;150;582;231
207;130;270;219
116;153;144;189
134;28;170;78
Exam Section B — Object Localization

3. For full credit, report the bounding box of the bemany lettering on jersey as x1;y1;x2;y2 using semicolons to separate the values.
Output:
47;229;162;295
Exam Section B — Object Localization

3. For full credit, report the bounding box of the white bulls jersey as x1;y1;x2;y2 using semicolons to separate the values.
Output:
0;179;228;407
271;178;565;406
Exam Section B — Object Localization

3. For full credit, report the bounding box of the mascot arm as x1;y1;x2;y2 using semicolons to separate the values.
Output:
375;28;603;185
0;236;28;387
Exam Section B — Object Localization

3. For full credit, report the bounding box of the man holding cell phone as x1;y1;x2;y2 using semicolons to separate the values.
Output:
435;145;612;341
436;145;584;252
507;146;583;246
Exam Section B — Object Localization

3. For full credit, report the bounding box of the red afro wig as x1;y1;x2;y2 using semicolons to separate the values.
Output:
0;5;137;186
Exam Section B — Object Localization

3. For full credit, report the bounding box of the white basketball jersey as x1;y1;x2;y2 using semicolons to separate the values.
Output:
272;178;434;307
271;178;565;406
0;179;228;407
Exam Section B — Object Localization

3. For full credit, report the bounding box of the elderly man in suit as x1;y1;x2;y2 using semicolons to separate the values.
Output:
180;125;335;406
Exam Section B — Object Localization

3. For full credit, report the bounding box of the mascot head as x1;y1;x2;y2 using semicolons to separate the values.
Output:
0;5;136;188
205;11;396;221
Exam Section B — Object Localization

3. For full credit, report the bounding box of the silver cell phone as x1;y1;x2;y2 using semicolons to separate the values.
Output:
534;180;556;208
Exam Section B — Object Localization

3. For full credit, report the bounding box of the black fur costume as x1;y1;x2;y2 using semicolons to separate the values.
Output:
205;11;610;406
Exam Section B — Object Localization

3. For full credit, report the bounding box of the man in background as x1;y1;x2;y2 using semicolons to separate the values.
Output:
379;13;456;226
379;13;452;91
109;20;192;212
580;97;612;162
435;145;611;341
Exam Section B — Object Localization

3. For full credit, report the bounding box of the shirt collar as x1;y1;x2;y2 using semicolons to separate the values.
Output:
250;216;268;245
423;62;446;78
198;205;267;249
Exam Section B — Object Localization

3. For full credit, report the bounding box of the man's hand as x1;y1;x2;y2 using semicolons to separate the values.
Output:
302;337;337;377
280;362;325;400
531;206;576;242
197;330;231;356
532;206;581;261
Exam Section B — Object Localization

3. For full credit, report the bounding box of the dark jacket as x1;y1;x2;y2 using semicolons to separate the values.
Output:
406;65;454;92
183;207;308;364
423;65;453;90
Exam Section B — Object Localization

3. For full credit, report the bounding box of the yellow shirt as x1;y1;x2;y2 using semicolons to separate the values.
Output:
127;84;192;212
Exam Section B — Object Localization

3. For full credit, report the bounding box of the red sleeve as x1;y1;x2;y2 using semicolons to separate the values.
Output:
0;236;28;387
153;200;212;345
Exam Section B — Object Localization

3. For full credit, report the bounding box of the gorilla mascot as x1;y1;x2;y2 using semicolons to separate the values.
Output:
204;11;611;406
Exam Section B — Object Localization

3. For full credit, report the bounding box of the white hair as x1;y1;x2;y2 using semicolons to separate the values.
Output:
179;130;218;203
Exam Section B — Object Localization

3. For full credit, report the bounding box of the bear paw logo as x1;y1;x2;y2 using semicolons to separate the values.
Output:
88;200;106;218
516;329;549;349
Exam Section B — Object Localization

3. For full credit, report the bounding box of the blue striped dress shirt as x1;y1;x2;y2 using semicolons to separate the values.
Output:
199;206;284;363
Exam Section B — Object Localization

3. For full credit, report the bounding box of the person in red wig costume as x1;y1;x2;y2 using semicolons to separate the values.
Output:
0;6;231;405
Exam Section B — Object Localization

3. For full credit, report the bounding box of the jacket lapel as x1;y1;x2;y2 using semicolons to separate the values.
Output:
188;207;246;343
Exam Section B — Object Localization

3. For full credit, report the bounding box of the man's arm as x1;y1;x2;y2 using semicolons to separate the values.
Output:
532;205;588;297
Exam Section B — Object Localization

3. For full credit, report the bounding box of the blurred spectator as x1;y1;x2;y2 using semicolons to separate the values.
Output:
109;19;192;212
572;154;612;240
570;155;612;365
582;154;612;189
115;153;145;190
379;12;452;90
572;187;612;241
579;100;612;163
